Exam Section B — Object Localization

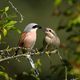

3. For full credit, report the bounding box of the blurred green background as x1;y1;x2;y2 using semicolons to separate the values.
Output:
0;0;80;80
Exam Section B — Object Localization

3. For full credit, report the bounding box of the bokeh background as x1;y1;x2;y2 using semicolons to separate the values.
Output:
0;0;80;80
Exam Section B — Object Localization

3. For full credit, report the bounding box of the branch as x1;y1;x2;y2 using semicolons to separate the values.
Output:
0;47;64;78
0;53;27;62
0;47;27;62
8;0;24;23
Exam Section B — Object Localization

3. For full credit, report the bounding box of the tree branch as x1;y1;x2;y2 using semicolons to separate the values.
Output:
9;0;23;23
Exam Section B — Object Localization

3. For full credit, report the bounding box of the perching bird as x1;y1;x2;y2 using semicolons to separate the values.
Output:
41;27;60;51
18;23;42;76
18;23;42;50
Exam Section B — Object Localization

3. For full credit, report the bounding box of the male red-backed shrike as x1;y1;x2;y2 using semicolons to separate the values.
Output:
18;23;41;76
42;27;60;51
18;23;41;50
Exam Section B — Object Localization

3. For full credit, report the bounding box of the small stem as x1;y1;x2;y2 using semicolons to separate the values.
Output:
4;12;8;17
0;54;27;62
65;66;68;80
9;0;23;23
57;50;63;60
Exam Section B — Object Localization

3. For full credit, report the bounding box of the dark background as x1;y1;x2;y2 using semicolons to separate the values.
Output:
0;0;80;80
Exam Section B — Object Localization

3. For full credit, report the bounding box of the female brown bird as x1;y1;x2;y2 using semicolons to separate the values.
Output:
42;27;60;51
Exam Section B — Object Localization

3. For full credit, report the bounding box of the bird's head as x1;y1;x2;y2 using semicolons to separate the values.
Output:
44;28;57;37
24;23;42;32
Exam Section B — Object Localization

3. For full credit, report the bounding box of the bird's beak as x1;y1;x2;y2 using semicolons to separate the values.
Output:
38;25;42;29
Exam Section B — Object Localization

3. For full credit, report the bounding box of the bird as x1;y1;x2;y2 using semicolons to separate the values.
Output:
17;23;42;76
18;23;42;50
40;27;60;52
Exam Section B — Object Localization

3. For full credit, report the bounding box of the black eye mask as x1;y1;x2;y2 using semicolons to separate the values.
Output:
32;25;42;29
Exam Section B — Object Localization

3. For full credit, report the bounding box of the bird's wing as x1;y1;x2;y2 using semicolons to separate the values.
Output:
18;32;26;47
39;38;47;51
43;39;47;48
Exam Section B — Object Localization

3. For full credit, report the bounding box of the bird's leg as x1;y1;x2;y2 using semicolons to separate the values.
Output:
45;44;52;56
39;44;49;55
35;48;40;55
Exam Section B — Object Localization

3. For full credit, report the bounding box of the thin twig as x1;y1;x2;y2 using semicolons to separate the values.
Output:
65;66;68;80
8;0;23;23
0;47;26;53
0;54;27;62
57;50;63;60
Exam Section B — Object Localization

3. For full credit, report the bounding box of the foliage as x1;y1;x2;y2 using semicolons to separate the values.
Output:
0;71;13;80
0;6;21;42
53;0;80;79
0;1;23;79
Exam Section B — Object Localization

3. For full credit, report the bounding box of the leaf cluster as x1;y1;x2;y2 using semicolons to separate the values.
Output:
0;6;21;41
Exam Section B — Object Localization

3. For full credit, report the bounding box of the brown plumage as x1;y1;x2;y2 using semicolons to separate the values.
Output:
41;28;60;51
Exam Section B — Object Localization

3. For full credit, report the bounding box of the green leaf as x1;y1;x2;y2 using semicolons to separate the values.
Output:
54;0;61;6
68;0;73;5
68;0;76;5
0;71;10;80
4;20;17;30
0;34;1;41
68;15;80;27
15;29;21;34
0;66;5;70
5;6;9;12
3;28;7;36
76;45;80;53
11;27;21;34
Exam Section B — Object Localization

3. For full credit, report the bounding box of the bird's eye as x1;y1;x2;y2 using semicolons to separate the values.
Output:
49;30;51;32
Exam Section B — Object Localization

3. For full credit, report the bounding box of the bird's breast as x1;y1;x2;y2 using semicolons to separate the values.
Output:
45;36;53;44
45;35;60;47
25;32;36;40
24;31;36;48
